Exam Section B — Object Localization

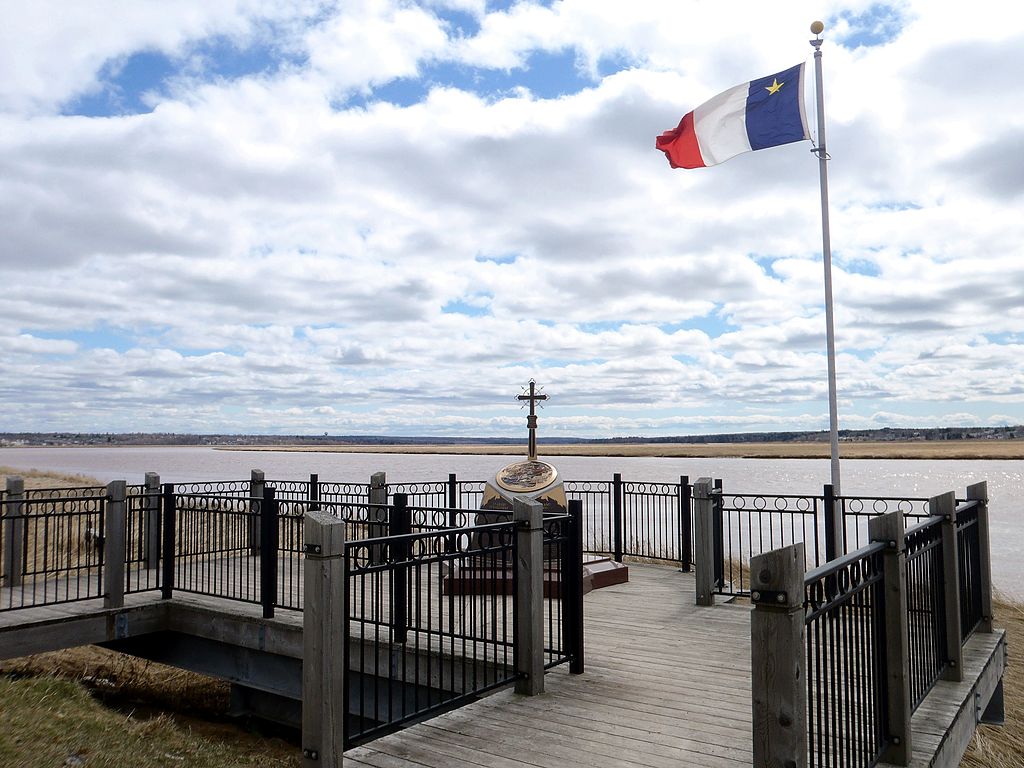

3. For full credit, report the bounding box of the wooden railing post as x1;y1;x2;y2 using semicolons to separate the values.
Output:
104;480;126;609
565;499;585;674
612;473;623;562
693;478;715;606
934;491;964;681
869;510;912;765
514;497;544;695
249;469;265;555
3;476;25;588
967;481;994;633
302;510;347;767
750;542;806;768
143;471;161;568
369;471;387;564
679;475;691;572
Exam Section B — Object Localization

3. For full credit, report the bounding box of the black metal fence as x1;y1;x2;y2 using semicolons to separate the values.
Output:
795;493;992;768
903;516;948;708
957;500;984;641
804;543;887;768
0;492;107;611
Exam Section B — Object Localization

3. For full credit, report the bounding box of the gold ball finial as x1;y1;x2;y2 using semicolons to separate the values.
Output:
810;20;824;35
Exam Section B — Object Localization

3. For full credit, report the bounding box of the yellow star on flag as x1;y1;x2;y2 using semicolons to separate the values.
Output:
765;78;784;95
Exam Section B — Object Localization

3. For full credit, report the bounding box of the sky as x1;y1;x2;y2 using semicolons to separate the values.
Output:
1;0;1022;439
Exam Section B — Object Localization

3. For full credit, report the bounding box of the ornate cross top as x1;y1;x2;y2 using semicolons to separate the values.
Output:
517;379;548;461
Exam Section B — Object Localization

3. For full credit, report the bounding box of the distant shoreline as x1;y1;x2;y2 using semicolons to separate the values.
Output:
215;439;1024;460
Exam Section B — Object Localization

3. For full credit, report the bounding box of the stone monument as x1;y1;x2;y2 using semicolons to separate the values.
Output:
479;379;566;516
445;379;627;595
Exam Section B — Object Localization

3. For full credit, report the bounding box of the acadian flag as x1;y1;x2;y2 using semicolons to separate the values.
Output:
656;62;810;169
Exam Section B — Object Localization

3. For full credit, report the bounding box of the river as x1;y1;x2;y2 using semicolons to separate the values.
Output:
1;446;1020;595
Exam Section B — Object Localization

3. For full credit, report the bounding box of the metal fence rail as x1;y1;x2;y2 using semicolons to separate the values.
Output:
956;500;984;641
1;493;108;611
343;518;519;747
903;515;947;708
804;542;888;768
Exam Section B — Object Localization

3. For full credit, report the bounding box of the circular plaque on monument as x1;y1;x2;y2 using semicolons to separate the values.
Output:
495;459;557;493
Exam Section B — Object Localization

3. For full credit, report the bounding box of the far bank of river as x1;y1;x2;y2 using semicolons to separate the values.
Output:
1;445;1021;596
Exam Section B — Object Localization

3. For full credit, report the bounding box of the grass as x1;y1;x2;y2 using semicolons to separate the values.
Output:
962;593;1024;768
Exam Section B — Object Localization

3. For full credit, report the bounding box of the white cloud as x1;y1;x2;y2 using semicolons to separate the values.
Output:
0;0;1021;436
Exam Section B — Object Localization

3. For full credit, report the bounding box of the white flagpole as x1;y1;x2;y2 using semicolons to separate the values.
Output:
810;21;842;495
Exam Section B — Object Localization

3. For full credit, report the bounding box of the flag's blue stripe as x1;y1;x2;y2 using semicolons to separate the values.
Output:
745;63;805;151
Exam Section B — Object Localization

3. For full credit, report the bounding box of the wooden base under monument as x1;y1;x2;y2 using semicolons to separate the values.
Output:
442;555;628;596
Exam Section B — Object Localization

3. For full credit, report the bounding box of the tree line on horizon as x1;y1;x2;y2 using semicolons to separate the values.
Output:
2;425;1022;448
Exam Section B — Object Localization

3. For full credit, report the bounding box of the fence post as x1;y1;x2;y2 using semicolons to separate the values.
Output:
967;481;993;633
612;473;623;562
823;483;840;563
302;510;347;768
868;510;912;764
514;497;545;695
712;478;724;588
565;499;585;674
260;486;279;619
447;473;457;508
249;469;265;555
693;477;715;607
369;471;387;564
750;542;806;768
104;480;126;610
3;476;25;588
309;473;320;512
161;483;176;600
143;471;161;568
679;475;691;572
934;491;963;681
391;493;409;645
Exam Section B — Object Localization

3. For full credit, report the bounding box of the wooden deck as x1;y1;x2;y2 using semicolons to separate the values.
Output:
0;563;1006;768
345;564;755;767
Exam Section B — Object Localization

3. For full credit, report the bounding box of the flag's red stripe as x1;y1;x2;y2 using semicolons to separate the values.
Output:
655;111;705;169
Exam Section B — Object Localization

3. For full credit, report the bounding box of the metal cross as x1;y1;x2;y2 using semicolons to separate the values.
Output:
517;379;548;461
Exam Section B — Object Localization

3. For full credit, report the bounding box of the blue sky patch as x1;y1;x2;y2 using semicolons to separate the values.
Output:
30;326;136;353
442;296;492;316
63;36;296;117
354;47;593;109
833;4;905;48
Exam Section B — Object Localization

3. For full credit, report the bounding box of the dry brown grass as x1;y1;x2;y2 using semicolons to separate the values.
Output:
1;466;105;491
962;593;1024;767
221;439;1024;460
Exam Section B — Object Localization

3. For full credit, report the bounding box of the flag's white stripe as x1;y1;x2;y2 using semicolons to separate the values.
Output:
692;81;751;167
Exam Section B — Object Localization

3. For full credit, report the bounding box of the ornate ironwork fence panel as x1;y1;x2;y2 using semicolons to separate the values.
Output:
172;492;262;605
804;543;888;768
840;496;935;553
903;516;947;708
564;480;613;556
124;483;161;594
715;489;822;597
343;520;519;747
956;500;984;642
1;493;108;611
621;481;686;564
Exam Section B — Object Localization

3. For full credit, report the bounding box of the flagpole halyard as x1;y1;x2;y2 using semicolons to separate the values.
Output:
810;21;842;495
